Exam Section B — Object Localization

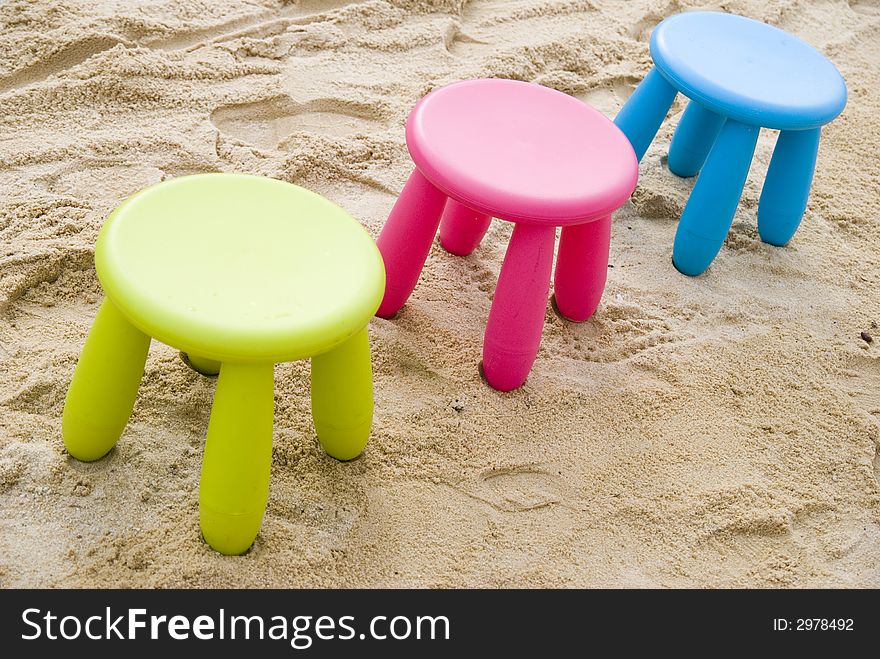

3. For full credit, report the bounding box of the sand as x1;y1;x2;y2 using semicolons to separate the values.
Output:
0;0;878;588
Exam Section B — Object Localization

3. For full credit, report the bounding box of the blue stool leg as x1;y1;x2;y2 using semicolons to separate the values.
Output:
668;101;726;177
672;119;759;276
614;67;678;162
757;128;821;247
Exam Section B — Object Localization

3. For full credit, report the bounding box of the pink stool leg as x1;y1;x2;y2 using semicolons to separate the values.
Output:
553;214;611;322
439;199;492;256
483;223;556;391
376;169;448;318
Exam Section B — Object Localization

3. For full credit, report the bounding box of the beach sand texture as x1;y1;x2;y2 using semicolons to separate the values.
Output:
1;0;879;587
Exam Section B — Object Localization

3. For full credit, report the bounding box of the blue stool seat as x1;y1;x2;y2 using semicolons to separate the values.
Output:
652;12;846;130
614;11;847;276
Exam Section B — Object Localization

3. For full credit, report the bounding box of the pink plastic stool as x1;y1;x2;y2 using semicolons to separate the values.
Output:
377;79;638;391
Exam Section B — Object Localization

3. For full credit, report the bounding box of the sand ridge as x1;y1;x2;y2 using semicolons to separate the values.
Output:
0;0;879;587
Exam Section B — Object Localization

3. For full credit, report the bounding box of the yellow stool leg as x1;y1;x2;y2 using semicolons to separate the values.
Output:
62;298;150;462
183;353;221;376
310;326;373;461
199;361;273;555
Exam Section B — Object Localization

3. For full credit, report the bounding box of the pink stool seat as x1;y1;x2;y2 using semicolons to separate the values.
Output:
408;78;638;225
377;79;638;391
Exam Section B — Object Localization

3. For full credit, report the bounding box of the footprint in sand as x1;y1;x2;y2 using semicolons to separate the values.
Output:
210;96;384;151
847;0;880;15
578;75;643;116
462;465;570;512
628;0;683;42
838;350;880;487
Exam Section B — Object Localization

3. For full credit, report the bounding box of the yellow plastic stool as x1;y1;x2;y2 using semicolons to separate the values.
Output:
62;174;385;555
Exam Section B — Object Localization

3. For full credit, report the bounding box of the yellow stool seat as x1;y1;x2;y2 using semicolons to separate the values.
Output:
98;174;384;362
62;174;385;555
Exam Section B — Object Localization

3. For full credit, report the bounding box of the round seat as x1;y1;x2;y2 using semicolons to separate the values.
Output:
650;11;847;130
96;174;385;363
405;78;638;225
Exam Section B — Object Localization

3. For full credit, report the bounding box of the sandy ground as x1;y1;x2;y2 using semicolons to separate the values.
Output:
1;0;879;588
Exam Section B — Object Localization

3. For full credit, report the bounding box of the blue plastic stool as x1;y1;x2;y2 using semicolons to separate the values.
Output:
614;11;847;276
